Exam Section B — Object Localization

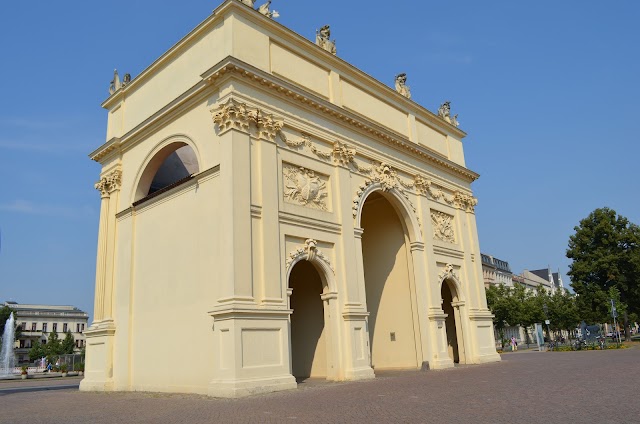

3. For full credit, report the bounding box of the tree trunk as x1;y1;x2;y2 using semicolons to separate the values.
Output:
624;311;630;341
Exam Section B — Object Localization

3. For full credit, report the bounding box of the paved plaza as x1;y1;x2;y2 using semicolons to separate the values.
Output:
1;347;637;424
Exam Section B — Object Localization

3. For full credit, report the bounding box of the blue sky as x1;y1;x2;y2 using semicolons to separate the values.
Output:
1;1;639;318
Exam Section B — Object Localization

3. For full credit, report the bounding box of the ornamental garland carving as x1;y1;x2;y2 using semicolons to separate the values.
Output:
431;210;455;244
283;164;329;211
94;168;122;197
438;263;458;283
415;175;477;213
285;239;334;273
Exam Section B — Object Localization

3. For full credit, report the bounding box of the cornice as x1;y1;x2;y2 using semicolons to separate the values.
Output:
204;58;479;183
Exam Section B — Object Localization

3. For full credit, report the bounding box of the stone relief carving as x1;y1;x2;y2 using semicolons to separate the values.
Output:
394;73;411;99
316;25;337;55
437;101;460;128
250;109;284;140
283;164;329;211
431;210;455;244
95;168;122;197
257;1;279;18
286;239;334;273
438;263;458;282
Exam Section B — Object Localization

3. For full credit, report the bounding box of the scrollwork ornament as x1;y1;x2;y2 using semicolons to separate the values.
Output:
285;239;334;273
438;263;457;282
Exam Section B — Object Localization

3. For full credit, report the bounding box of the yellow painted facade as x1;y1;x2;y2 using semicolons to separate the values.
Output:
81;0;500;398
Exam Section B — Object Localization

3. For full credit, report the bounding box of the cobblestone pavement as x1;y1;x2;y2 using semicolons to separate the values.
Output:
1;348;637;424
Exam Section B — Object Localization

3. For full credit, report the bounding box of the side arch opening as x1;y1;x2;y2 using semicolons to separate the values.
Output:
134;142;199;202
288;260;328;381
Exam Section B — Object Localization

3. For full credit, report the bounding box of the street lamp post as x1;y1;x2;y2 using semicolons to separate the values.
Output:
543;303;551;347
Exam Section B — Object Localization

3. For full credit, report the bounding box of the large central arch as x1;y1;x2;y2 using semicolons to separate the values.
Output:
358;188;423;369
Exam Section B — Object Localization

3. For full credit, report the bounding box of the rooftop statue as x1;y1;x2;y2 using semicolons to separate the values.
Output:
258;1;279;18
394;73;411;99
437;101;460;127
316;25;337;55
239;0;256;7
122;73;132;87
109;69;121;95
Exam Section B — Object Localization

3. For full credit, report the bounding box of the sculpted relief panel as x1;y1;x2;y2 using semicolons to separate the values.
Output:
431;210;455;244
283;163;329;211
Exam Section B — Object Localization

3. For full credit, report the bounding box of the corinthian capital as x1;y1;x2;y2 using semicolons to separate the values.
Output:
211;98;251;134
95;168;122;197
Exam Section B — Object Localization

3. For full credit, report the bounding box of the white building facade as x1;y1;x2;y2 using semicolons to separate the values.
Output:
3;302;88;364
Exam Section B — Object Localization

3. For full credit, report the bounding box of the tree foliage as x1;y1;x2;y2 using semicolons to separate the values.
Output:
486;283;581;344
567;207;640;335
0;306;21;343
28;340;46;361
61;331;75;354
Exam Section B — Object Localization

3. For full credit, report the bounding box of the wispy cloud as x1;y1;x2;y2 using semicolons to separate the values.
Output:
0;200;95;219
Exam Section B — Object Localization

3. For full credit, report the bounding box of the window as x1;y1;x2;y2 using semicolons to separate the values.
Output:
81;324;85;332
53;323;57;332
76;323;80;333
42;323;48;333
63;323;67;332
31;323;36;332
21;322;26;330
19;340;25;348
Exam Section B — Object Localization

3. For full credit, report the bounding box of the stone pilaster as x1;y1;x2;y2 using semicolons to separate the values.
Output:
81;167;122;393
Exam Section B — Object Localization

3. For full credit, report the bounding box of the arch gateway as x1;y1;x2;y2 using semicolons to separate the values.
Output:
81;0;500;398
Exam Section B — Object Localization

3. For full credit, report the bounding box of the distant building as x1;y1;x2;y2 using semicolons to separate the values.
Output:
529;267;564;292
481;254;513;288
3;301;89;364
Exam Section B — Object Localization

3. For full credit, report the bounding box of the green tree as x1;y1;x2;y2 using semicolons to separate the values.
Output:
547;289;580;339
29;340;46;362
567;207;640;340
486;284;520;348
61;331;75;354
0;306;21;343
45;329;63;363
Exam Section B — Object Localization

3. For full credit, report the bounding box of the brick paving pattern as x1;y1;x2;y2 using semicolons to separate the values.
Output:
0;348;637;424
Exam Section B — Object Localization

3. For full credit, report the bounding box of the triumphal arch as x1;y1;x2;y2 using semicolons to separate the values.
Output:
81;0;500;397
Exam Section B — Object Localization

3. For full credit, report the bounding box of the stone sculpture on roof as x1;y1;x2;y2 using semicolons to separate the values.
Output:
258;1;279;18
316;25;337;55
109;69;121;94
438;101;459;127
240;0;256;6
395;73;411;99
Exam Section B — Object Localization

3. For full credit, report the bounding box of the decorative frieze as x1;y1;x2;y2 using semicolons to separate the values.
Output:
285;239;334;273
95;168;122;197
283;164;329;211
431;210;455;244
